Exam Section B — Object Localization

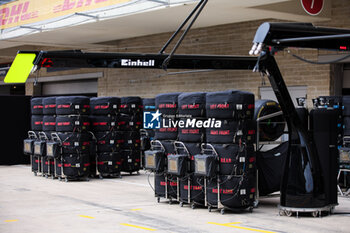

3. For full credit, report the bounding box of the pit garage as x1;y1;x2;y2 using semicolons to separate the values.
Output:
1;1;350;233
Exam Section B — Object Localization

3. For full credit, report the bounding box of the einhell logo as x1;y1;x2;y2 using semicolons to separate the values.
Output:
121;59;155;67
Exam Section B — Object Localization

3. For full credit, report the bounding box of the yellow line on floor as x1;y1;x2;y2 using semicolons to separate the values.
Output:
120;223;157;231
4;219;18;223
79;215;95;219
207;222;276;233
131;208;142;211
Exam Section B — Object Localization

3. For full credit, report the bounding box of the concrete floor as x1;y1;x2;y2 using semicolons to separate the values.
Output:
0;165;350;233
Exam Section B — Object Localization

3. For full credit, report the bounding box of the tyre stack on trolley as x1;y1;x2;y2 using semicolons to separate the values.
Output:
175;92;206;208
25;96;93;181
90;97;122;178
145;90;258;214
25;97;44;176
201;90;257;214
41;97;57;178
119;97;143;174
149;93;181;202
54;96;92;181
24;95;143;182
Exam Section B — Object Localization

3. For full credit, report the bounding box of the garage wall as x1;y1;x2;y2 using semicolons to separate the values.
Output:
23;0;350;106
96;0;350;106
98;20;329;106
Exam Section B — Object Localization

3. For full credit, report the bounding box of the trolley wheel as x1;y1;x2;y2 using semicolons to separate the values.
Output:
330;206;335;214
208;207;212;212
99;174;103;179
285;210;292;217
169;199;173;205
279;210;285;216
312;211;318;218
34;172;37;176
179;202;184;207
85;177;90;182
157;197;160;203
51;176;55;180
253;200;259;208
65;177;68;183
220;209;225;215
248;206;253;213
45;174;48;179
58;177;62;181
191;203;196;210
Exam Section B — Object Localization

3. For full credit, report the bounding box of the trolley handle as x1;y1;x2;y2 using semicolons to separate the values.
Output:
28;131;37;139
38;132;49;141
151;140;166;152
174;141;190;156
87;131;97;142
201;143;218;156
50;132;62;143
140;129;148;137
343;136;350;146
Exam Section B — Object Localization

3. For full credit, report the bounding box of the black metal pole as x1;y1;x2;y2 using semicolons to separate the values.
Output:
159;0;206;54
260;51;325;208
161;0;208;69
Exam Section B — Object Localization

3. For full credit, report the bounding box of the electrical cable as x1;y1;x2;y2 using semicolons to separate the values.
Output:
291;53;350;65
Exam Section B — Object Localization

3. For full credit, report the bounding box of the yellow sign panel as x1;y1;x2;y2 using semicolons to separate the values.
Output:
0;0;131;30
4;53;36;83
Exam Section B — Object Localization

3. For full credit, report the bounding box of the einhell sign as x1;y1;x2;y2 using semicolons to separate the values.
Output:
0;0;131;29
301;0;324;16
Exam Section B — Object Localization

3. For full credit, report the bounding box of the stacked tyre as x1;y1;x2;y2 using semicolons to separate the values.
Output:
55;96;91;181
90;97;122;178
30;97;44;175
119;97;143;174
177;92;206;207
154;93;182;200
152;140;177;201
41;97;57;178
204;90;256;213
